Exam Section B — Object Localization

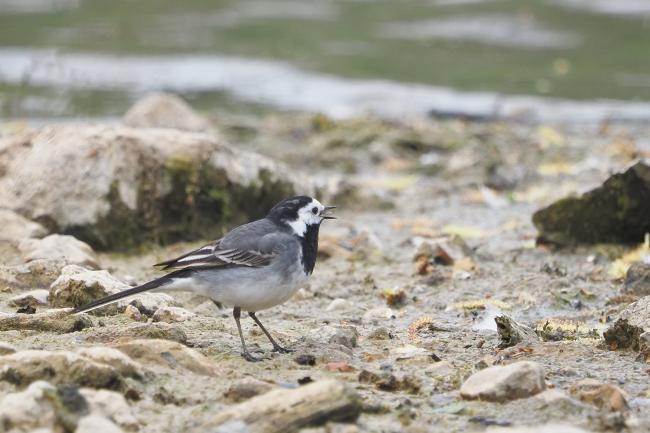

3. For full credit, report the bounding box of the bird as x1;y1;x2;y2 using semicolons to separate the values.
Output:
73;196;336;362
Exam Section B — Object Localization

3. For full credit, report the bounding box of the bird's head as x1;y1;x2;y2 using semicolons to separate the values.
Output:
267;196;336;237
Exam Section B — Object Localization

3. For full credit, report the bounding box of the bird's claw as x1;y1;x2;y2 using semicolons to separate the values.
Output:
272;345;294;354
241;351;263;362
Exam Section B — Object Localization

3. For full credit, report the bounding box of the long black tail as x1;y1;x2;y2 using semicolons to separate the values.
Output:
73;270;190;314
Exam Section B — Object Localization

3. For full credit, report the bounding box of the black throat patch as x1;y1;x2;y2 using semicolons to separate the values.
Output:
298;223;320;275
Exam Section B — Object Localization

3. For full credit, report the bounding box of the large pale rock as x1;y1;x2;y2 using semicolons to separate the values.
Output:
533;161;650;246
0;350;124;390
49;265;128;309
124;92;214;133
200;380;361;433
19;235;99;268
0;308;93;333
79;389;139;431
75;415;125;433
0;381;58;431
0;125;304;250
112;339;216;375
0;208;47;242
460;361;546;402
7;288;49;308
0;341;17;355
76;347;144;379
0;259;66;291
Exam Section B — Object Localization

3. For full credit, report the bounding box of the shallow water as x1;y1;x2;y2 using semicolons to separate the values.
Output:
0;0;649;120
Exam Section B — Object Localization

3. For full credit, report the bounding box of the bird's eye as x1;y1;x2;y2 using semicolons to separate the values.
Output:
311;207;318;215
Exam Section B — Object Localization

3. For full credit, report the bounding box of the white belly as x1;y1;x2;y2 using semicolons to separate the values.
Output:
165;264;309;312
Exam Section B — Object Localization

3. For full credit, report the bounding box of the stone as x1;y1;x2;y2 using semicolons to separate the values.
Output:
0;381;58;431
128;292;179;316
624;262;650;297
568;379;629;412
224;377;274;403
123;304;142;321
123;92;214;134
326;298;353;312
79;389;139;431
495;315;539;348
0;125;305;251
0;350;124;390
75;415;125;433
0;259;66;291
604;295;650;351
7;288;50;308
368;327;392;340
76;347;144;379
0;308;93;333
19;235;99;269
358;370;420;394
362;307;395;324
49;265;128;310
328;326;359;349
112;339;216;375
487;425;591;433
152;306;195;323
87;322;188;344
460;361;546;402
199;380;360;433
0;208;47;242
533;161;650;246
0;341;17;355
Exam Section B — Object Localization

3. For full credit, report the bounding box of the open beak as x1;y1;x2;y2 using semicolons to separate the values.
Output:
321;205;337;220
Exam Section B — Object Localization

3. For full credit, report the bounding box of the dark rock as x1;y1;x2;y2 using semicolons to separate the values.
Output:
495;315;539;348
604;295;650;351
294;354;316;366
358;370;420;394
623;262;650;297
533;161;650;246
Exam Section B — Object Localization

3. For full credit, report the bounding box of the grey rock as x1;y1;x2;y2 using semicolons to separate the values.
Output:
200;380;360;433
112;339;216;375
0;350;124;390
0;208;47;242
76;347;144;379
79;389;139;431
86;322;188;345
0;125;306;251
50;265;128;310
624;262;650;297
460;361;546;402
0;381;58;431
7;288;49;308
75;415;125;433
0;259;66;291
328;326;359;349
224;377;274;403
0;308;93;333
19;234;99;269
0;341;17;355
124;92;215;134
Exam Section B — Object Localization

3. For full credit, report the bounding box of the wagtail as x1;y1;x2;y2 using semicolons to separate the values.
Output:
74;196;335;362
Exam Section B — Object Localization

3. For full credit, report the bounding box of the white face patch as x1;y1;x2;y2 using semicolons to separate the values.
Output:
286;198;325;237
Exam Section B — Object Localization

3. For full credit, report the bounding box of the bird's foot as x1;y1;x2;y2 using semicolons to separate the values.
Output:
241;351;263;362
272;344;294;354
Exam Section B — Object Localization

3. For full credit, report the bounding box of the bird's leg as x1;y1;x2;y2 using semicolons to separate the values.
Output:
233;307;261;362
248;311;293;353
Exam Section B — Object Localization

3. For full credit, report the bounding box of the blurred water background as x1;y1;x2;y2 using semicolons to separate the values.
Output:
0;0;649;122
